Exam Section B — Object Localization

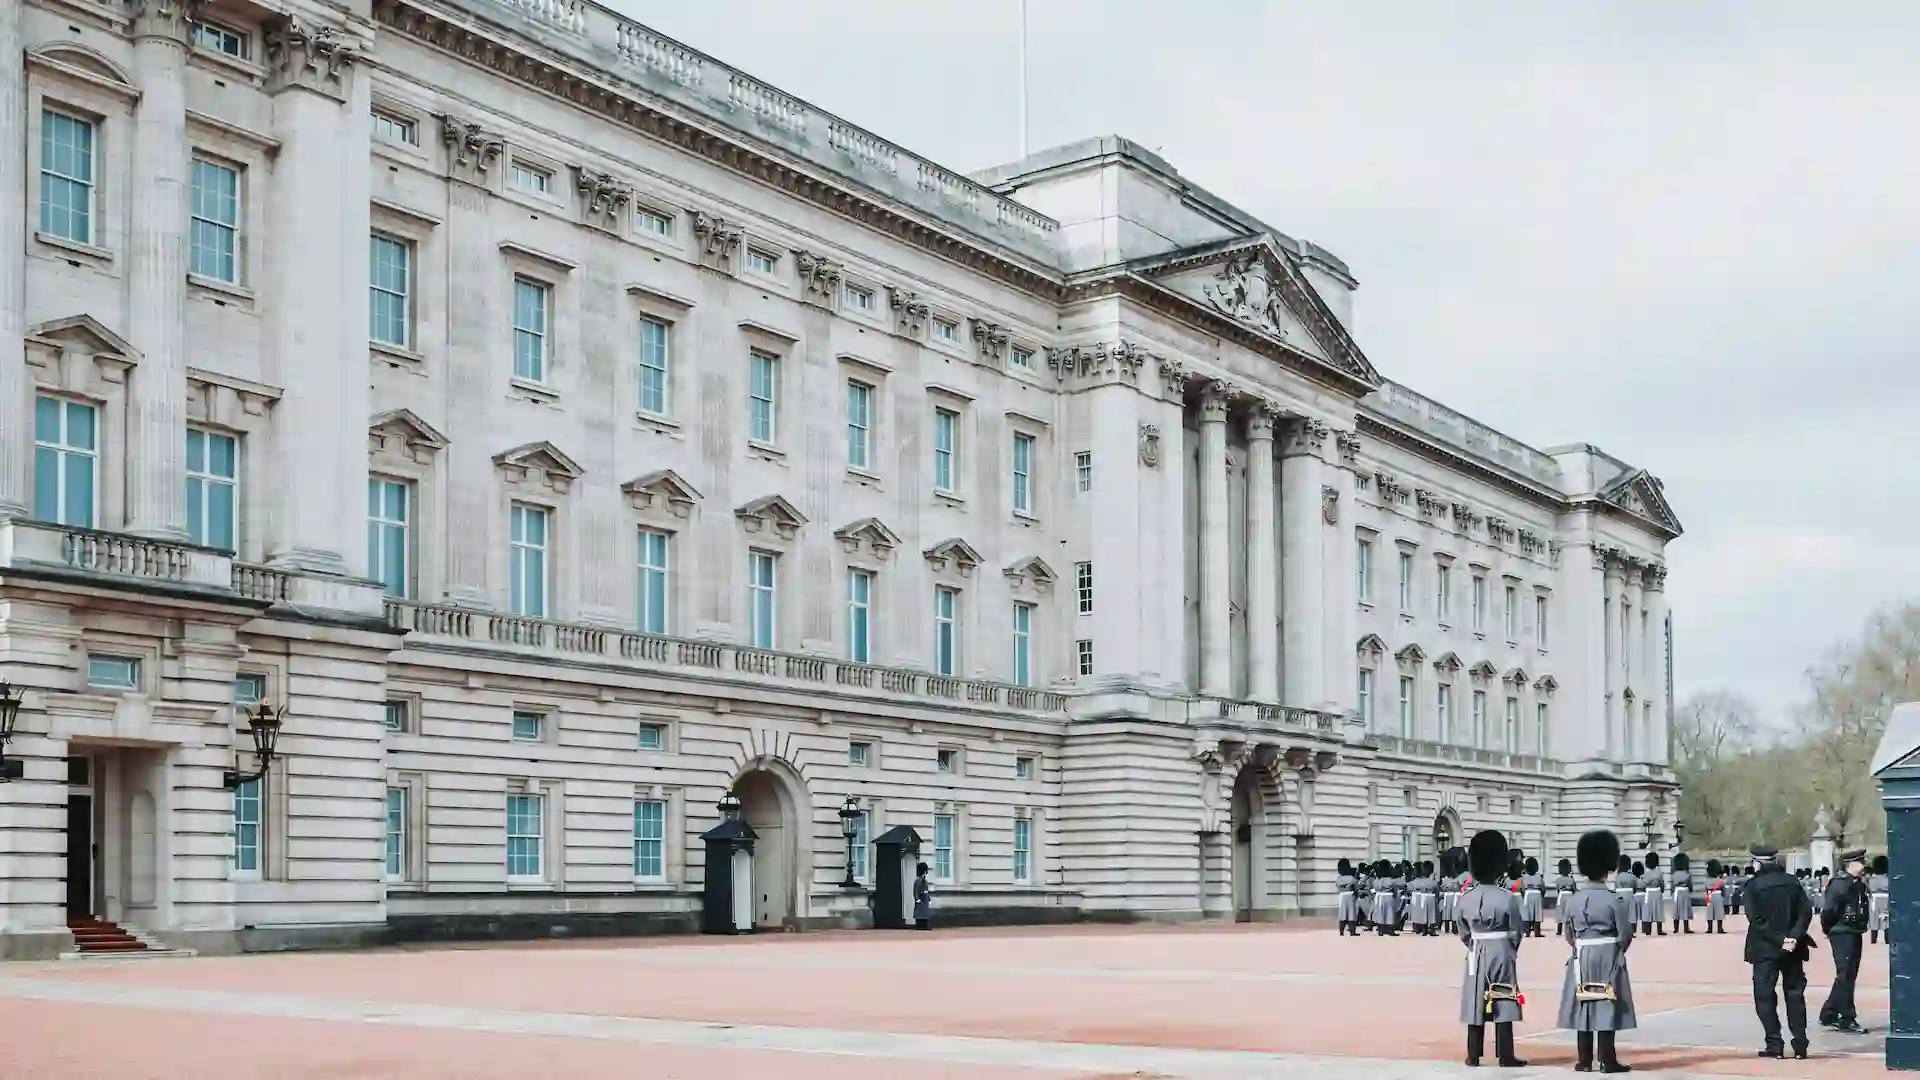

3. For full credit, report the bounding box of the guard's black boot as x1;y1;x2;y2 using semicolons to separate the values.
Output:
1495;1022;1527;1068
1655;923;1665;936
1685;922;1694;934
1575;1031;1595;1072
1466;1024;1485;1067
1872;929;1879;944
1598;1031;1631;1073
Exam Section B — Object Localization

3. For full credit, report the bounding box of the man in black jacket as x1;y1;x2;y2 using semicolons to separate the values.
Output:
1819;848;1872;1035
1744;845;1814;1059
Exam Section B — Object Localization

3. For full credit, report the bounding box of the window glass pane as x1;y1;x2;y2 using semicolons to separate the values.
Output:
506;793;543;878
385;787;406;877
850;810;870;880
933;814;954;881
232;778;261;872
639;318;670;414
634;799;665;878
512;279;548;381
62;448;94;528
39;111;94;243
189;158;240;282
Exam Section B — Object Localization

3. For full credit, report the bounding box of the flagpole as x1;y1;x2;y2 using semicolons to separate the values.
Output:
1018;0;1029;157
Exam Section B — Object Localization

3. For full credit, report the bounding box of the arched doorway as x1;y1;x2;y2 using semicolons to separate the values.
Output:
1231;768;1262;921
734;760;807;929
1433;808;1462;858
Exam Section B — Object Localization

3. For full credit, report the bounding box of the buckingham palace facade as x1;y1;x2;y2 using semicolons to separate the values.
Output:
0;0;1681;956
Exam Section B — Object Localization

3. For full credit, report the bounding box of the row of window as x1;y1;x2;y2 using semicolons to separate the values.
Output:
1356;537;1548;647
35;396;237;547
1357;667;1549;754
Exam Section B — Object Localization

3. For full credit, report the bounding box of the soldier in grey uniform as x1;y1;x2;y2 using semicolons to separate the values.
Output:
1614;857;1638;927
1705;859;1730;934
1555;858;1577;934
1411;861;1440;935
1641;852;1666;936
1870;855;1891;945
1336;857;1361;936
1374;860;1402;935
1459;830;1527;1067
1519;856;1547;938
1671;852;1696;934
1559;829;1637;1073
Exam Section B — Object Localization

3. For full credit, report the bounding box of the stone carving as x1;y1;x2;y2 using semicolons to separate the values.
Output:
971;320;1009;363
692;212;742;271
886;287;929;335
1202;251;1290;339
1139;423;1161;468
1415;488;1446;519
1450;501;1482;531
440;116;504;180
1486;516;1516;545
1335;430;1362;467
1280;417;1328;458
1517;528;1546;557
1109;341;1151;380
792;251;843;304
1157;357;1189;398
264;15;360;100
132;0;202;40
572;167;634;228
1045;342;1154;384
1644;563;1668;590
1199;380;1233;421
1548;540;1564;568
1321;485;1340;525
1192;746;1224;773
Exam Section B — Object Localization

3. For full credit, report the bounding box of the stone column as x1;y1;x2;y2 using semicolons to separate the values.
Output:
1323;433;1358;724
1602;554;1624;760
1244;406;1279;702
0;2;27;517
1088;379;1143;679
261;17;365;573
1197;383;1232;698
1280;419;1328;709
438;116;502;606
1622;564;1644;758
124;1;194;539
1644;566;1670;765
1148;359;1189;689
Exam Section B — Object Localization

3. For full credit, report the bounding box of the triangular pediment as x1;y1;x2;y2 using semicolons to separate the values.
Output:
623;469;702;518
1356;633;1387;657
735;494;807;534
29;314;139;360
1137;237;1380;386
370;409;448;449
923;537;983;572
1002;555;1058;586
494;440;582;479
1503;666;1531;687
1599;468;1682;537
833;516;901;555
1533;674;1559;693
1468;660;1499;680
1432;651;1463;675
1394;642;1427;664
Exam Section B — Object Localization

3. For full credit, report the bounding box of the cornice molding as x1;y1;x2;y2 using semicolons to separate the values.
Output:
1356;412;1567;514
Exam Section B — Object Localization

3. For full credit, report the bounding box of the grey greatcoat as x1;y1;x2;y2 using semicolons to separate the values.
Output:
1670;869;1693;922
1440;874;1460;925
1557;882;1638;1031
1641;866;1666;924
1410;874;1438;927
1337;873;1360;923
1706;874;1728;921
1373;875;1403;929
1554;874;1577;926
1458;883;1525;1024
1519;873;1546;923
1870;873;1891;935
1613;869;1638;922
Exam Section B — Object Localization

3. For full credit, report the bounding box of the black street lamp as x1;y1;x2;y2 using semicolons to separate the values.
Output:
838;795;862;889
1642;813;1656;850
223;701;284;789
1673;819;1686;849
717;789;743;823
0;681;25;781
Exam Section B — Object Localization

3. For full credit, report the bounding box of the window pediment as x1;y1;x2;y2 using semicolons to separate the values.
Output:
833;517;900;558
1503;666;1530;688
1431;651;1462;676
1002;555;1057;590
1394;642;1426;665
369;408;447;464
1356;633;1386;658
494;440;582;494
923;537;983;576
623;469;701;519
1533;674;1559;693
28;44;139;102
1468;660;1499;681
30;315;139;361
735;493;806;538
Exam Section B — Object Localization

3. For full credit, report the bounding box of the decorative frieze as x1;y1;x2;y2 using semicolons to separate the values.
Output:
1045;341;1154;384
572;166;634;229
1415;488;1446;519
692;211;742;273
1335;430;1362;467
886;286;929;335
1157;357;1189;399
440;116;504;184
131;0;202;42
1139;423;1162;468
1485;515;1516;545
971;320;1009;364
264;15;360;100
1450;501;1482;532
792;250;843;304
1279;417;1328;458
1518;528;1547;557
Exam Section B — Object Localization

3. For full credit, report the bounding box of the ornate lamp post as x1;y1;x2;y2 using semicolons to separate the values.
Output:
1673;819;1686;850
0;680;25;781
1642;813;1656;850
717;789;743;823
839;795;862;888
223;701;284;789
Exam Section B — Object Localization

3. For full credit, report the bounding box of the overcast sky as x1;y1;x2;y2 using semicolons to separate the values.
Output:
616;0;1920;727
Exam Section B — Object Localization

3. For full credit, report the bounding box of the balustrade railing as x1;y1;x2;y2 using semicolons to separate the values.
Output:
231;563;289;602
61;528;192;582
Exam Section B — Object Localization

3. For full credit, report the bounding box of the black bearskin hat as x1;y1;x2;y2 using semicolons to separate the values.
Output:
1673;852;1690;872
1338;857;1354;875
1400;860;1413;878
1617;854;1632;874
1646;851;1660;869
1469;829;1509;882
1579;830;1622;882
1706;859;1723;876
1558;858;1573;876
1525;856;1540;875
1632;861;1645;876
1875;855;1891;874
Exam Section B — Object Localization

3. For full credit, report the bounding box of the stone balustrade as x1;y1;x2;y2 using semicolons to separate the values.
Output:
385;599;1071;716
0;519;232;591
1371;734;1558;775
231;563;290;603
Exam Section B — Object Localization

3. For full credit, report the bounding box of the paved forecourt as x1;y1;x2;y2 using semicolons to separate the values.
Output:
0;919;1886;1079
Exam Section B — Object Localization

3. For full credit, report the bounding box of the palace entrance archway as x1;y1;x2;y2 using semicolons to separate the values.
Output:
734;762;806;930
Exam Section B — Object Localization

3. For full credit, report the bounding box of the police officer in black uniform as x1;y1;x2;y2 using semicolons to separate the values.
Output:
1743;845;1815;1059
1819;847;1872;1035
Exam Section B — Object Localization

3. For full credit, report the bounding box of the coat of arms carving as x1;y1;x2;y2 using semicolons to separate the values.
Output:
1202;252;1289;339
1139;423;1161;468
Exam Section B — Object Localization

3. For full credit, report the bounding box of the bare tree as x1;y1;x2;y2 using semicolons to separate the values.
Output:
1673;689;1760;847
1799;602;1920;848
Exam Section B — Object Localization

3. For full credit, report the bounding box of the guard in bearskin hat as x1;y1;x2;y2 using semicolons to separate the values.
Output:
1558;829;1636;1073
1705;859;1728;934
1640;852;1665;936
1458;830;1527;1067
1554;858;1577;933
1336;857;1360;936
1671;852;1695;934
1871;855;1891;945
1519;856;1546;938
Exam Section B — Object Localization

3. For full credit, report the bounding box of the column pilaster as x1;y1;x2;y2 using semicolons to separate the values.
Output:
1088;379;1143;680
438;116;502;605
1280;419;1329;709
1197;383;1232;698
1622;565;1644;759
1644;565;1670;766
124;0;196;538
0;0;27;517
1602;555;1624;760
1244;406;1279;702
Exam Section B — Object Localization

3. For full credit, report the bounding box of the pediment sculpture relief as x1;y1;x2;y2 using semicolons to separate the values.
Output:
1203;252;1290;340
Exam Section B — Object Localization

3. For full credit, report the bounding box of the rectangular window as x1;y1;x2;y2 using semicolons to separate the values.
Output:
512;277;550;382
1074;561;1093;615
1357;668;1373;724
1535;702;1549;755
638;723;666;751
1355;538;1373;601
1436;563;1451;621
933;318;958;343
189;157;241;282
848;740;871;767
933;586;959;676
369;233;412;348
1012;817;1032;882
637;528;670;634
1536;595;1549;648
509;161;551;194
1504;696;1519;752
370;109;417;145
748;551;777;649
745;247;778;276
749;350;779;443
636;206;674;237
1076;638;1093;677
1436;684;1452;744
510;710;543;742
191;20;247;57
86;655;139;691
1505;584;1520;640
1011;345;1034;370
937;748;959;774
847;569;873;664
633;799;666;880
505;793;544;880
185;427;238;552
1397;551;1413;612
1471;575;1487;631
638;317;671;416
1397;676;1414;739
508;502;549;617
1015;755;1036;781
850;809;870;881
1012;602;1034;687
39;109;95;244
932;812;955;882
367;478;411;599
233;673;266;705
384;787;407;880
1471;690;1488;749
383;699;410;733
843;283;874;311
1011;433;1034;513
932;408;957;492
232;777;261;874
1075;451;1091;492
33;396;96;528
846;380;873;469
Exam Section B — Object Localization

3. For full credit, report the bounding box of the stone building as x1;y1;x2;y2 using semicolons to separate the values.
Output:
0;0;1681;956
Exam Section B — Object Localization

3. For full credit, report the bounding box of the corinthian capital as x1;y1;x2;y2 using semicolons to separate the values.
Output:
132;0;202;42
265;16;361;101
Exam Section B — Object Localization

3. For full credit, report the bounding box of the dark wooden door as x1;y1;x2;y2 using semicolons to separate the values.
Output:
66;795;92;920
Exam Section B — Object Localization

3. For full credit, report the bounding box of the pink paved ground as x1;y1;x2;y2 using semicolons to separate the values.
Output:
0;919;1889;1079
